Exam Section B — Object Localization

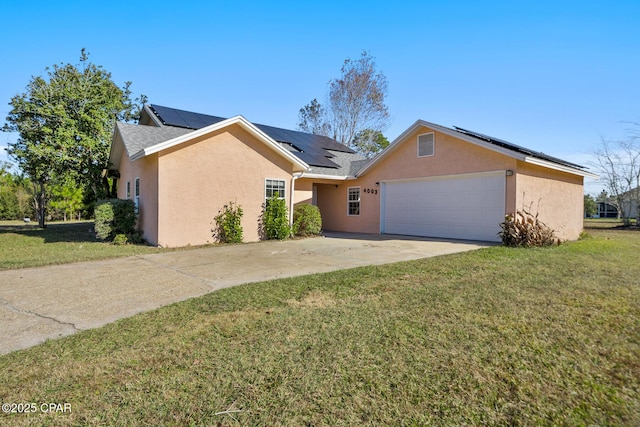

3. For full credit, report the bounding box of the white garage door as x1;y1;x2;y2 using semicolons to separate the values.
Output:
381;171;506;242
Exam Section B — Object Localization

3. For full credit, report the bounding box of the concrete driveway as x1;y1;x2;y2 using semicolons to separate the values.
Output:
0;232;492;355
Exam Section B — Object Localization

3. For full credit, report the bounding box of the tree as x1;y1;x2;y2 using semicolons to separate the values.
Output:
0;162;19;220
298;51;390;156
591;124;640;226
297;98;332;136
583;194;597;218
49;179;85;221
352;129;390;158
3;49;143;227
0;162;33;220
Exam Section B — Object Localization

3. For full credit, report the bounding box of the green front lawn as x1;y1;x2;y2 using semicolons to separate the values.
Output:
0;228;638;425
0;221;165;270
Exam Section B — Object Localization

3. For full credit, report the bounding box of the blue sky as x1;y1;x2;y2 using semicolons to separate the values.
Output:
1;0;638;194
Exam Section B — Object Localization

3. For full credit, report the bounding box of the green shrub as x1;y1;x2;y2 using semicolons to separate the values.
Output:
94;199;137;241
499;210;561;247
112;234;128;245
262;193;290;240
213;201;244;243
126;230;145;245
292;204;322;236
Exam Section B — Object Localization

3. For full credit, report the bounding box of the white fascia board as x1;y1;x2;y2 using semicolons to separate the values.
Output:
300;173;352;180
355;120;423;176
524;157;600;179
130;116;310;171
144;105;164;127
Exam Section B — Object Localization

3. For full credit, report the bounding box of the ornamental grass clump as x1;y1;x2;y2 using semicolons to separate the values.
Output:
499;210;561;247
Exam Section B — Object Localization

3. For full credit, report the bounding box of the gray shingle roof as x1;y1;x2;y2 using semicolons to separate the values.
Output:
305;150;368;177
117;122;192;158
115;119;368;179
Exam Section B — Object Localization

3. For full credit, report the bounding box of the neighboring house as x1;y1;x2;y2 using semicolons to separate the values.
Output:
596;201;619;218
108;105;598;247
619;188;640;219
596;190;640;219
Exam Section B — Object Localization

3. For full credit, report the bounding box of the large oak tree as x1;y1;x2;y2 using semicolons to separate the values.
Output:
3;49;144;227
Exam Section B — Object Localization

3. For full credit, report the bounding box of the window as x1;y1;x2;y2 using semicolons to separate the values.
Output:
348;187;360;216
134;177;140;212
418;132;435;157
126;181;131;199
265;179;286;200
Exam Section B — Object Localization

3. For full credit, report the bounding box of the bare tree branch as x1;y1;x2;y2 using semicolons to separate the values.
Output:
590;124;640;225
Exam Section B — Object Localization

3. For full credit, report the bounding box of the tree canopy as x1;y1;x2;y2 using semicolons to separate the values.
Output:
2;49;144;226
352;129;390;158
297;51;390;157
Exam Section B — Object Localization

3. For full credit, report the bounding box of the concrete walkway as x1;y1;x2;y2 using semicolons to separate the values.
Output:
0;232;492;355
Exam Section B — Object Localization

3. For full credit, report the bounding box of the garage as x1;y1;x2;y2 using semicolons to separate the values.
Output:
381;171;506;242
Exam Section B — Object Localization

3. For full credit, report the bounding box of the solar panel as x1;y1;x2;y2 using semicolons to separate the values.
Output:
294;152;340;168
453;126;586;170
149;105;352;168
150;105;226;129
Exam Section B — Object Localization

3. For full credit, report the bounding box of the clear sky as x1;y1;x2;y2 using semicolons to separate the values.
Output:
1;0;638;195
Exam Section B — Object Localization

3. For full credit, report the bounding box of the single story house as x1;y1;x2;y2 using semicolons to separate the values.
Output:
108;105;598;247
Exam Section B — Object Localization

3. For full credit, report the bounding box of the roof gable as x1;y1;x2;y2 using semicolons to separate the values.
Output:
148;104;354;168
110;116;310;173
357;120;598;178
138;115;309;171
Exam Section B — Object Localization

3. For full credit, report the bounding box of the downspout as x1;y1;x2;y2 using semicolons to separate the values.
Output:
290;172;304;226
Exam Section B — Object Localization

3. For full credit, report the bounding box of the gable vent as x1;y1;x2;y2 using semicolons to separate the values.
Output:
418;133;435;157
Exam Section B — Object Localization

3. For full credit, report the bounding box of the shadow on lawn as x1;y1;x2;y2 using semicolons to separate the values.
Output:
0;221;98;243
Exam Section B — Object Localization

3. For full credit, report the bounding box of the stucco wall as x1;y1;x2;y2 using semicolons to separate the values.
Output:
156;124;294;247
313;125;585;241
116;144;159;245
294;179;313;205
316;125;518;234
514;162;584;240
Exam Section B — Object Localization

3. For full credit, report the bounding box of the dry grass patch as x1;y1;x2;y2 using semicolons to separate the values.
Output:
286;290;337;309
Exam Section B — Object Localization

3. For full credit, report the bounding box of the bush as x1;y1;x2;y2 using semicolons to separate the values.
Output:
499;210;561;247
94;199;137;241
292;204;322;236
262;193;290;240
127;230;145;244
112;234;128;245
213;201;244;243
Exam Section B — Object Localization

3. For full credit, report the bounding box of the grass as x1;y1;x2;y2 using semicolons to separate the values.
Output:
584;218;638;229
0;226;638;425
0;221;166;270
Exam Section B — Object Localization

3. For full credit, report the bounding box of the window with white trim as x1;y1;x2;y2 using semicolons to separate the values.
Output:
134;177;140;212
265;179;286;200
348;187;360;216
418;132;435;157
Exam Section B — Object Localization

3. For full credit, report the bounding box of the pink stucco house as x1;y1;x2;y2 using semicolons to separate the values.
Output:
108;105;597;247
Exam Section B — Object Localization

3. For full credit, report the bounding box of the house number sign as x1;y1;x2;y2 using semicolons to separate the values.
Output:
364;188;378;195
